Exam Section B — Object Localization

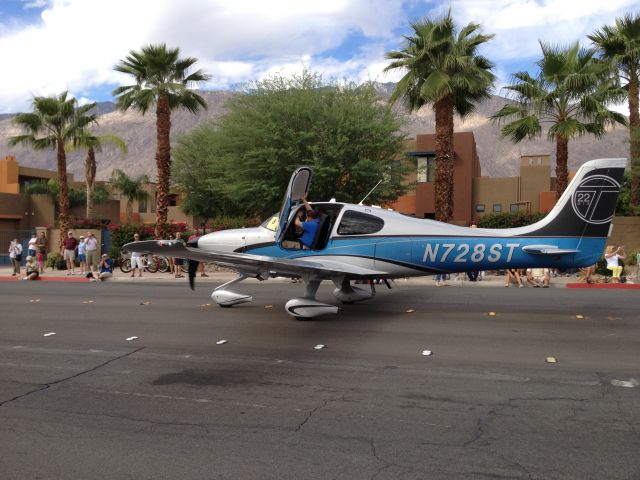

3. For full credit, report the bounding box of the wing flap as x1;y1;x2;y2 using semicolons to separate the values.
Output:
123;240;387;278
522;245;580;255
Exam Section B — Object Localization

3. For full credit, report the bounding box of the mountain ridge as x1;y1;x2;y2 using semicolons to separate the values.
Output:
0;87;629;181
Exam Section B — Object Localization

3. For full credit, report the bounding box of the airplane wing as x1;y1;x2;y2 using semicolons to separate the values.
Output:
123;240;387;279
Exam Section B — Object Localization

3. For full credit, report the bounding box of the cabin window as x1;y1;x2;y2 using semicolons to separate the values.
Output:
261;214;279;232
493;203;502;213
337;211;384;235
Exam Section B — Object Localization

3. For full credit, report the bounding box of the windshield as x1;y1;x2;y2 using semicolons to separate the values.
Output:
261;214;279;232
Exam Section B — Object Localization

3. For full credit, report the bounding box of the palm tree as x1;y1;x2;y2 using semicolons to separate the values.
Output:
8;92;97;244
110;169;150;224
385;11;495;222
112;44;210;238
69;133;127;218
492;42;626;198
589;12;640;208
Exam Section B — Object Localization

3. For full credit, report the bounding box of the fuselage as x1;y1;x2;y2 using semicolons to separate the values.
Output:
196;202;605;278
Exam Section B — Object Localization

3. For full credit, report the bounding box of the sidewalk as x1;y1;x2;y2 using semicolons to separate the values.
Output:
0;265;595;288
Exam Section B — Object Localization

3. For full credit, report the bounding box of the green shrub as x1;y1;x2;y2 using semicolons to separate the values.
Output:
476;211;546;229
45;252;67;270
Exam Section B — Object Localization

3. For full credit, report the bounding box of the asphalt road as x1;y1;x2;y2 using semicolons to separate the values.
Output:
0;280;639;480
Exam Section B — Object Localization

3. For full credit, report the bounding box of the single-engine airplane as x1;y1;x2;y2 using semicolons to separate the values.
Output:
125;158;626;319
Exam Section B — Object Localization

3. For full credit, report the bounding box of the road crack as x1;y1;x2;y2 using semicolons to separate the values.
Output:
0;347;144;408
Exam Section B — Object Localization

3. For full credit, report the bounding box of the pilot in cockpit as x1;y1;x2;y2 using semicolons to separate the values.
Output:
295;193;320;249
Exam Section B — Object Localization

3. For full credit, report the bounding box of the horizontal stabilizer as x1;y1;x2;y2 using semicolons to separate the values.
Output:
522;245;580;255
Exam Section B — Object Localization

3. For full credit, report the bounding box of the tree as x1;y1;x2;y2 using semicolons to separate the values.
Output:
8;92;97;244
109;169;150;224
113;44;210;238
171;71;409;217
492;42;626;198
589;12;640;208
385;11;495;221
24;178;98;211
69;133;127;219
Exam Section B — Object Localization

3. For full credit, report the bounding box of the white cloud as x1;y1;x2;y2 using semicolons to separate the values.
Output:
0;0;406;113
452;0;639;61
0;0;637;114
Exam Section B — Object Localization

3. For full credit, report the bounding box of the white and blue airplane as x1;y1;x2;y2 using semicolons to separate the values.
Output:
125;158;626;319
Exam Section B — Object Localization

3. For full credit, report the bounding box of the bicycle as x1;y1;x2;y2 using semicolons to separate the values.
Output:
119;253;162;273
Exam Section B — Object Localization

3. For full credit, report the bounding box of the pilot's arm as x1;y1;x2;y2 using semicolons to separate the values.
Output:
302;192;312;213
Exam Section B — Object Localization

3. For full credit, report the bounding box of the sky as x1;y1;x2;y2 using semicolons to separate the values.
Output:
0;0;638;114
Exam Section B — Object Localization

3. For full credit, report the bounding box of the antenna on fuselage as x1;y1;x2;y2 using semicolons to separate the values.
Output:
358;179;383;205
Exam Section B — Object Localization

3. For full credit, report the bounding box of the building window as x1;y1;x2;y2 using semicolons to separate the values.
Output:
168;194;178;207
475;204;485;213
416;155;436;183
138;197;148;213
493;203;502;213
510;203;519;212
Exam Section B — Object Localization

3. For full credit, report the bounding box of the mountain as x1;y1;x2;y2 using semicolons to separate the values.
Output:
0;87;629;181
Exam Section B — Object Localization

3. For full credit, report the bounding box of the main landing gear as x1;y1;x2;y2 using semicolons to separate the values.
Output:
210;275;375;319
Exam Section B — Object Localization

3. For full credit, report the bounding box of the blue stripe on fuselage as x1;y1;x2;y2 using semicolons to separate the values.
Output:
244;236;606;272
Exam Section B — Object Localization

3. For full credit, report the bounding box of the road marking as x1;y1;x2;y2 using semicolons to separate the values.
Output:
126;336;138;341
43;332;56;337
611;379;638;388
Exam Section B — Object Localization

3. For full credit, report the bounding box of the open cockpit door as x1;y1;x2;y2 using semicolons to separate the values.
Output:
276;166;312;244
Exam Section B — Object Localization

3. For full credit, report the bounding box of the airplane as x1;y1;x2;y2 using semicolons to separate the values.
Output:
124;158;627;319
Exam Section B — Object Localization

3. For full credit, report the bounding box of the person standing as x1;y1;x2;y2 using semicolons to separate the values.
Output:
36;232;47;273
61;231;78;275
27;233;37;257
173;231;185;278
604;245;625;283
85;231;98;273
130;233;143;278
77;235;87;275
8;238;22;276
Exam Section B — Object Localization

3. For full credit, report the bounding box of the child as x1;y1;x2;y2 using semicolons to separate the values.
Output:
36;251;45;274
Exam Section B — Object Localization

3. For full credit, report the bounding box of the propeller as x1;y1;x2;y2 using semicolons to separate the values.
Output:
188;260;199;290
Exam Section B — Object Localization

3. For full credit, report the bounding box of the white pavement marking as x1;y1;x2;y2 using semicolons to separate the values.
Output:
216;339;228;345
126;336;138;341
421;350;433;356
314;344;326;350
43;332;56;337
611;378;638;388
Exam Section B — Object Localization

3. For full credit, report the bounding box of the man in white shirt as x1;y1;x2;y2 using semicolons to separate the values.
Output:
130;233;143;277
85;232;99;272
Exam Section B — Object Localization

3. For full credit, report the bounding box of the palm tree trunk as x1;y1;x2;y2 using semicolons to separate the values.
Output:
434;96;455;222
85;147;96;219
126;201;133;224
628;70;639;208
57;139;70;247
155;92;171;239
555;136;569;199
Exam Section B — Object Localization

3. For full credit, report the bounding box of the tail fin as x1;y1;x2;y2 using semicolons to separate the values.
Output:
520;158;626;238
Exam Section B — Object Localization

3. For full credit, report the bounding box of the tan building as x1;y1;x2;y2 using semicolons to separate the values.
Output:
391;134;558;224
389;132;481;225
472;154;555;218
0;155;200;232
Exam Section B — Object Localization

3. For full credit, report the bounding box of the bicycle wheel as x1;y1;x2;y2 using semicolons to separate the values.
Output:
119;258;132;273
157;256;170;273
146;256;159;273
